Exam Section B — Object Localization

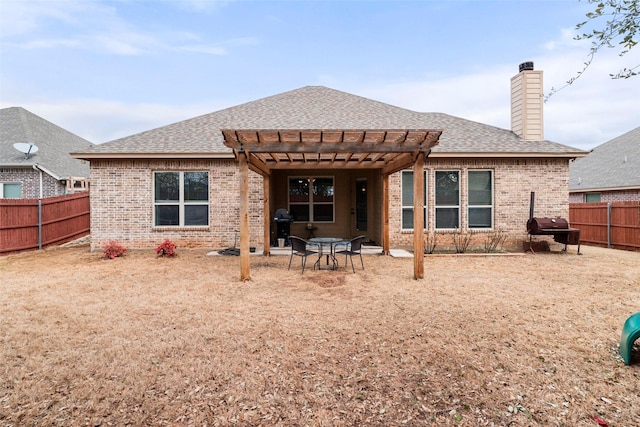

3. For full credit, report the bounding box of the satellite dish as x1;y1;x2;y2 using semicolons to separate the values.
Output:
13;143;39;159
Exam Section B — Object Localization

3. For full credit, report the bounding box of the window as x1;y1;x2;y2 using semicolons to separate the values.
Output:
585;193;601;202
468;170;493;228
401;170;427;230
435;170;459;229
154;172;208;226
0;183;21;198
288;177;334;222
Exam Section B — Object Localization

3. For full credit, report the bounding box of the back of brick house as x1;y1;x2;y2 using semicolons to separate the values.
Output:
74;63;586;252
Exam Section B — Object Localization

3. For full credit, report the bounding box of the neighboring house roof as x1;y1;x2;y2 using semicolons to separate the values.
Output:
73;86;585;159
569;126;640;192
1;107;93;180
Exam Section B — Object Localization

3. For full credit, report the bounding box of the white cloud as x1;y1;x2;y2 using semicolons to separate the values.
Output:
6;44;636;150
361;67;513;123
0;0;77;38
92;34;149;56
178;44;227;55
543;27;585;51
2;5;636;152
18;38;82;49
176;0;233;13
0;0;241;56
0;98;231;144
172;35;260;55
540;37;640;148
355;28;640;151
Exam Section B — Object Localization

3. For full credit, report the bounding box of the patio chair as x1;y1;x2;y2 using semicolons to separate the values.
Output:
334;236;366;273
288;236;319;273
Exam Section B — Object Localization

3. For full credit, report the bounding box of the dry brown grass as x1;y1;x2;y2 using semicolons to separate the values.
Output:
1;243;639;426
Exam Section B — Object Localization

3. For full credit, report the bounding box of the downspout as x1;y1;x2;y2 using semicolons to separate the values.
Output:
607;203;612;249
32;164;43;249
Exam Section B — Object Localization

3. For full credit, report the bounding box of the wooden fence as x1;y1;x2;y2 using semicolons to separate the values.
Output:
569;201;640;251
0;192;90;254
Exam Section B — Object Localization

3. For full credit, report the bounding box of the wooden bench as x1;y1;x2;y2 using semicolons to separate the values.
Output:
620;311;640;365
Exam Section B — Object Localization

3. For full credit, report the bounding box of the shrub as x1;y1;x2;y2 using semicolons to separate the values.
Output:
424;231;439;254
156;239;177;257
451;229;473;253
102;240;127;259
484;229;507;253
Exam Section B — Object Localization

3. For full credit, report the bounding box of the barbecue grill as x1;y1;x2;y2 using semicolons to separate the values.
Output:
527;192;581;254
274;208;294;246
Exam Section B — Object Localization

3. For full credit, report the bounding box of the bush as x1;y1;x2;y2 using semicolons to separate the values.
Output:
102;240;127;259
156;239;177;257
424;231;439;254
484;229;507;253
451;229;473;253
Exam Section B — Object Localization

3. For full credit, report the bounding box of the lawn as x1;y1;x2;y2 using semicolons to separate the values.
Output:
1;243;639;426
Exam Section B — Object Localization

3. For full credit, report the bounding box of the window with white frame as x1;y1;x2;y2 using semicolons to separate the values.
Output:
435;170;460;229
0;183;21;198
288;176;334;222
468;170;493;228
154;171;209;226
401;170;427;230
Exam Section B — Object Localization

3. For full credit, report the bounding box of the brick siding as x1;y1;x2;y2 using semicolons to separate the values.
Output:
89;157;571;251
0;167;67;198
89;159;264;251
570;190;640;203
388;158;570;247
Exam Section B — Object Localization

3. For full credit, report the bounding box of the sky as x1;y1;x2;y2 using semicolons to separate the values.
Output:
1;0;639;151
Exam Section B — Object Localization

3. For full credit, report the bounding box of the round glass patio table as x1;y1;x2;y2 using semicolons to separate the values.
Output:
309;237;345;270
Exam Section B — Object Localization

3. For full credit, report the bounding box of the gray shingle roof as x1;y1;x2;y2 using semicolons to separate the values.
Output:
74;86;584;157
569;126;640;191
1;107;93;179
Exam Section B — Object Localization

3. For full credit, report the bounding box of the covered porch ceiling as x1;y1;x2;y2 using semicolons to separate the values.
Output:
222;129;443;176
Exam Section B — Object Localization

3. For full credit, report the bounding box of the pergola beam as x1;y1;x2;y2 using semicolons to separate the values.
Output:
222;129;441;154
247;152;271;177
381;152;417;176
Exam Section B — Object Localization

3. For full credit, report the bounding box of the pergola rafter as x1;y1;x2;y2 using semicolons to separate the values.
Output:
222;128;442;281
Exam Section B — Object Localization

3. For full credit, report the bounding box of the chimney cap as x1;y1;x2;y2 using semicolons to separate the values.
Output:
519;61;534;72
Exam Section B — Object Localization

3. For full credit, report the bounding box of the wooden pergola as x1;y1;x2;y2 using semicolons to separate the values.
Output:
221;128;443;281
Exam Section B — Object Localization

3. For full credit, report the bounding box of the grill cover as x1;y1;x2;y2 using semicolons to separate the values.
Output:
273;208;293;244
553;230;581;245
527;217;569;234
274;208;293;222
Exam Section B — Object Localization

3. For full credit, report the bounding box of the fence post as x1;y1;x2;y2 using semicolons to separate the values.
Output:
607;203;611;249
38;198;42;250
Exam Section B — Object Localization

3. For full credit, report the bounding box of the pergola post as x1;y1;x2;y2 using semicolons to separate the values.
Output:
238;152;251;281
413;152;425;279
263;174;270;256
382;174;390;255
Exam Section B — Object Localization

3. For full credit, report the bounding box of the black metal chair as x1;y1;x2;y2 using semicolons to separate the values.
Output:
334;236;366;273
288;236;319;273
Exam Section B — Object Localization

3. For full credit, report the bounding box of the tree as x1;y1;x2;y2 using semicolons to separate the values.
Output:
547;0;639;100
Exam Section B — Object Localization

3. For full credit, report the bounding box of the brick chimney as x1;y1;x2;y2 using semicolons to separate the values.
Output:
511;62;544;140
